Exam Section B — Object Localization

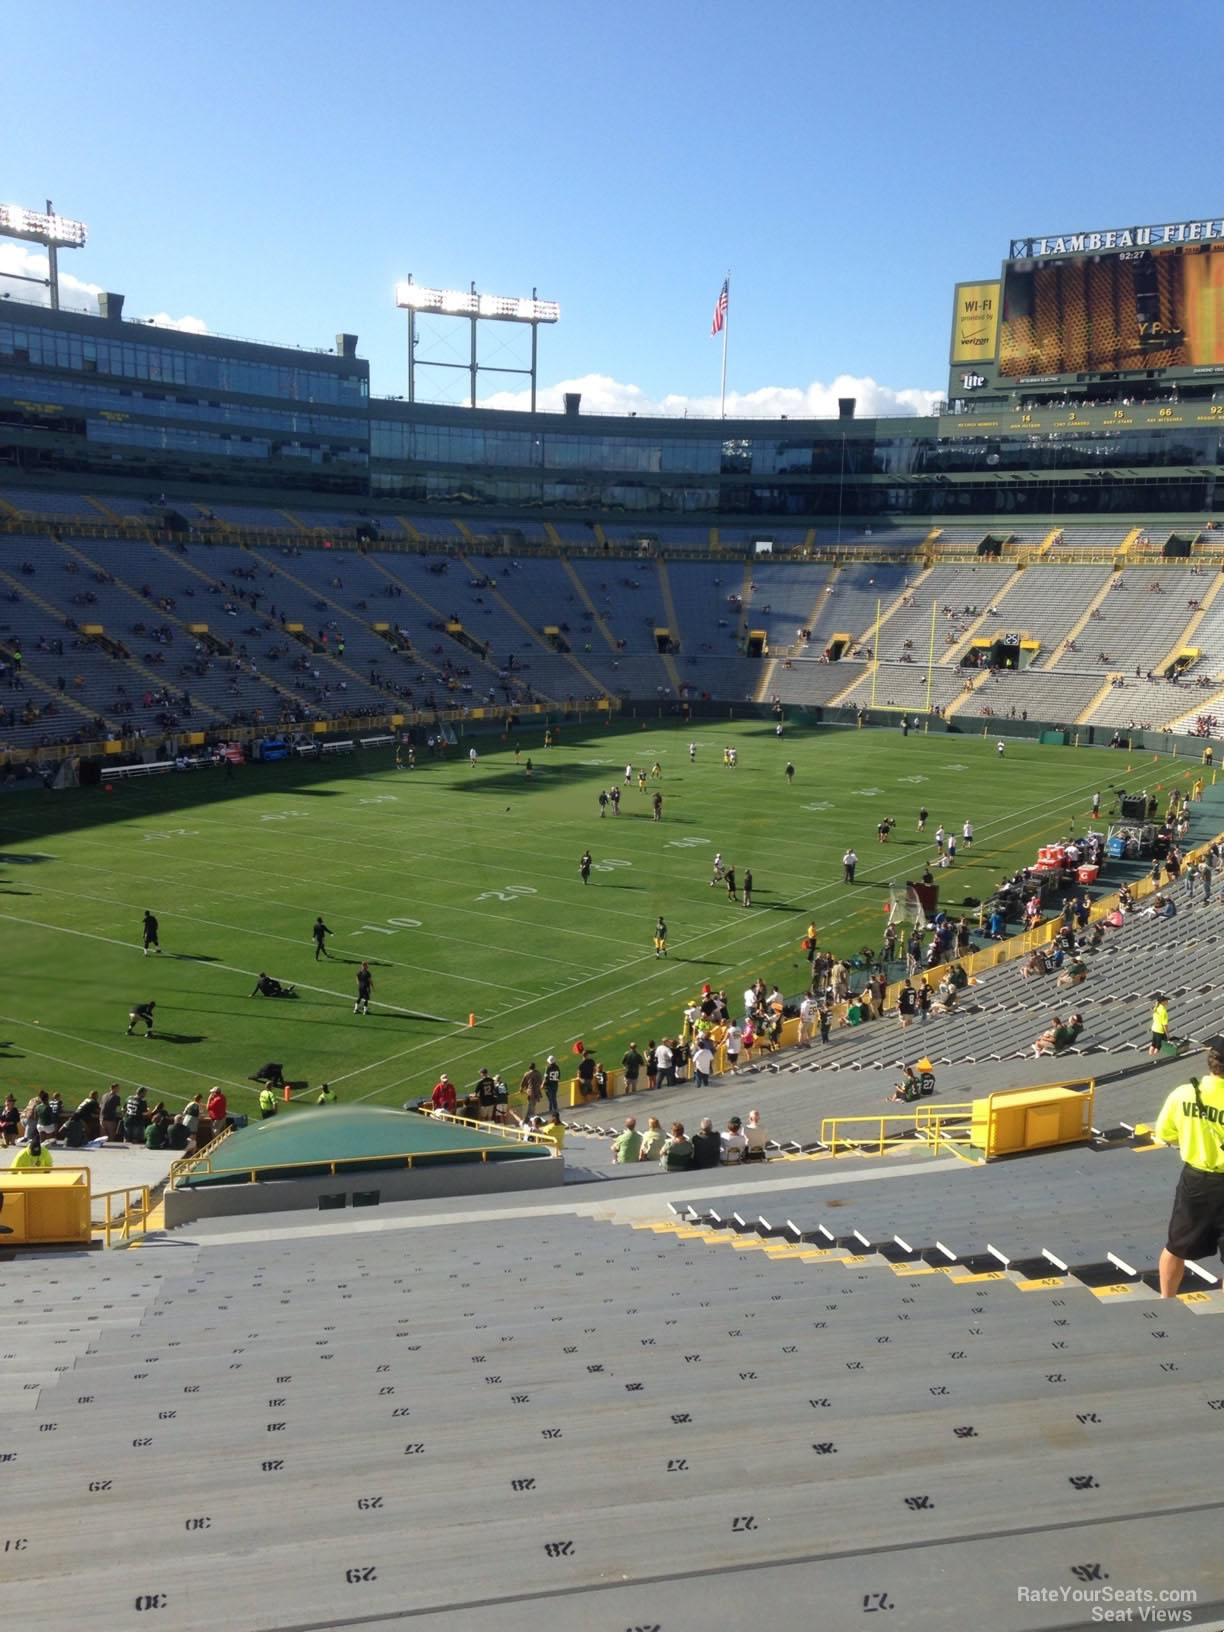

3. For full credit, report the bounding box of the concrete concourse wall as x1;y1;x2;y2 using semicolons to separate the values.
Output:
163;1151;563;1227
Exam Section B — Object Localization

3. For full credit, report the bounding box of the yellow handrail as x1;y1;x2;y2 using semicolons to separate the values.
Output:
93;1184;151;1247
820;1103;974;1157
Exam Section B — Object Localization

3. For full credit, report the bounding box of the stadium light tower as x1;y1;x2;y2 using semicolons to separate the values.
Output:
0;200;88;311
395;277;560;410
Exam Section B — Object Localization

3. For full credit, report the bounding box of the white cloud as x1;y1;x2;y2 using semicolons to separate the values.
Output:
0;245;207;331
477;370;942;420
140;311;209;334
0;242;101;310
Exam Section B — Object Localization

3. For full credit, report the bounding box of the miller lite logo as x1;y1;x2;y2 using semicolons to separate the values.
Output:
960;372;986;390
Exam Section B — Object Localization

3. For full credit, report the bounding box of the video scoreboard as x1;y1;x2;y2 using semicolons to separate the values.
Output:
950;216;1224;400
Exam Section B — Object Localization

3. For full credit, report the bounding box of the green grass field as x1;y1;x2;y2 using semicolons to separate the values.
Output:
0;722;1191;1118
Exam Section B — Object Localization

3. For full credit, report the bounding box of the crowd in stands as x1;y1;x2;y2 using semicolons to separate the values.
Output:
2;1083;243;1159
609;1108;770;1169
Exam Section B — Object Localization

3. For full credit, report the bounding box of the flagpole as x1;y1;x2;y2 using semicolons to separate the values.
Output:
719;273;729;419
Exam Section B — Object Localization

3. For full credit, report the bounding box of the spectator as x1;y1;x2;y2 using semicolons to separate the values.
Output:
659;1121;693;1171
691;1037;714;1087
611;1117;642;1164
1057;955;1088;989
654;1037;675;1090
11;1131;52;1170
205;1084;228;1140
1034;1013;1085;1057
691;1117;722;1169
638;1117;666;1161
744;1109;769;1161
721;1116;748;1164
0;1093;20;1147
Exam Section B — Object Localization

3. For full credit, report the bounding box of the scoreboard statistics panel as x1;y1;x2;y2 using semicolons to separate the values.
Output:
998;241;1224;382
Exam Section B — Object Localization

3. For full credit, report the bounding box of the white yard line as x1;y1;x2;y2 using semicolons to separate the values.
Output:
0;913;456;1020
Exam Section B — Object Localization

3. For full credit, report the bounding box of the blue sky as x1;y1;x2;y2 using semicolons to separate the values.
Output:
4;0;1223;418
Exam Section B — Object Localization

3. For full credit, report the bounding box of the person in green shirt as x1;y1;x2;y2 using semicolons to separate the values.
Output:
611;1117;642;1164
1153;1035;1224;1298
541;1112;566;1152
11;1132;53;1170
258;1086;278;1119
317;1083;336;1105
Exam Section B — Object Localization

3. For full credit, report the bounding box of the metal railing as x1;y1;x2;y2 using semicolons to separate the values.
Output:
169;1133;555;1188
92;1183;152;1247
819;1104;974;1158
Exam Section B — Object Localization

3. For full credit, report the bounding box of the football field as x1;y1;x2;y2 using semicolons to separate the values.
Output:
0;721;1190;1117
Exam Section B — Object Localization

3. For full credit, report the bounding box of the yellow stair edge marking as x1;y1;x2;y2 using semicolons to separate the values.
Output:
653;557;686;695
85;494;124;522
1038;567;1117;669
1035;526;1062;559
0;492;21;517
460;551;610;698
945;1269;1006;1283
560;557;619;652
1075;673;1123;727
939;569;1027;667
1013;1276;1069;1291
942;667;995;720
1116;524;1143;560
1154;569;1224;677
397;515;423;541
1089;1283;1136;1298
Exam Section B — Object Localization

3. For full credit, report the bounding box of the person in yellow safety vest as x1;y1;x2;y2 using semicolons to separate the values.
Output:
1152;1035;1224;1297
258;1086;278;1119
317;1083;336;1105
1148;993;1170;1057
11;1131;53;1170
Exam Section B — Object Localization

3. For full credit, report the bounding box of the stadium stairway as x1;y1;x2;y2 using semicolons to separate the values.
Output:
70;535;318;722
651;558;686;693
358;551;552;700
43;534;310;723
5;1172;1224;1632
0;551;227;735
463;553;611;700
558;556;620;652
659;1140;1216;1291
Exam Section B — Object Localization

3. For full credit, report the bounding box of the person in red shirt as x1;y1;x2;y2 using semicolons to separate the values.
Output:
205;1085;228;1141
431;1075;456;1115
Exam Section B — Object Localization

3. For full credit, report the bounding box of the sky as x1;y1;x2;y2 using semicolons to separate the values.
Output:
3;0;1224;421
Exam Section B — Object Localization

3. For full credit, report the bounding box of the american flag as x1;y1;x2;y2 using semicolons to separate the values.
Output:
710;279;728;337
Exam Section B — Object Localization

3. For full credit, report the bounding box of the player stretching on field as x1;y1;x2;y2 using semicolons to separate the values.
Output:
126;1000;156;1037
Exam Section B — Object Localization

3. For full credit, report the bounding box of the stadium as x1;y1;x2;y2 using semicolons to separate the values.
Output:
4;199;1224;1632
